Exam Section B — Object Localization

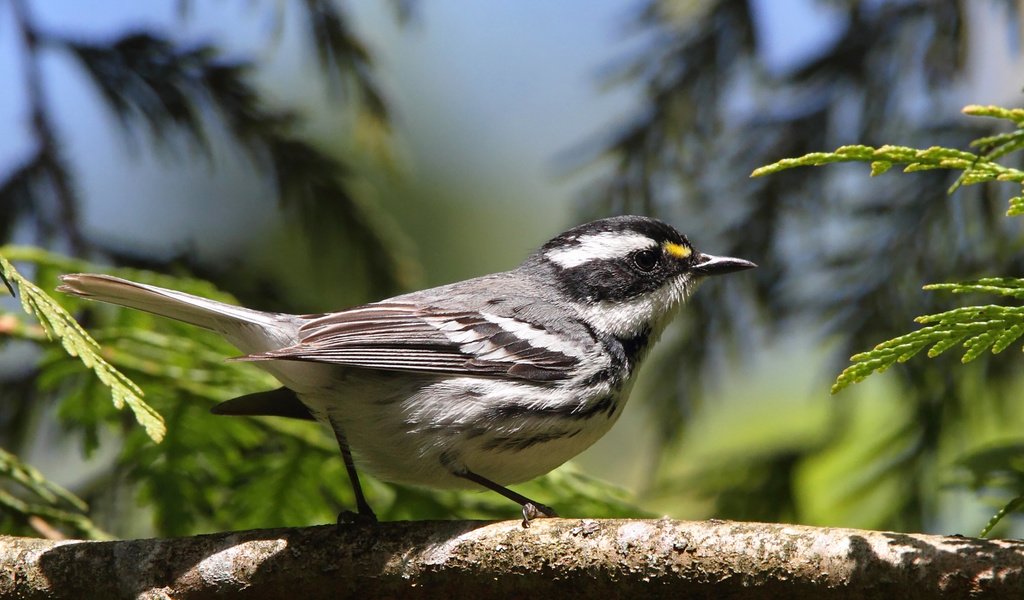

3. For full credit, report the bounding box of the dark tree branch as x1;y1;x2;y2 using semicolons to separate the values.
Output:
58;28;409;297
302;0;390;120
1;519;1022;599
1;3;407;297
9;0;87;254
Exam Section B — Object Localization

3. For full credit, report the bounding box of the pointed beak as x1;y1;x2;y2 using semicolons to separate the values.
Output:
690;253;757;276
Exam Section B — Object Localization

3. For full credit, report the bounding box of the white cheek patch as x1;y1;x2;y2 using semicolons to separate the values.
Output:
545;232;657;268
577;276;693;338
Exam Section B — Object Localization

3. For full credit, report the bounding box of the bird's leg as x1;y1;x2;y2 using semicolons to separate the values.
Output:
329;417;376;525
454;468;558;528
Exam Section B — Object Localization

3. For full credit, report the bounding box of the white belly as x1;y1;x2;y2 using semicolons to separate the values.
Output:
283;367;630;489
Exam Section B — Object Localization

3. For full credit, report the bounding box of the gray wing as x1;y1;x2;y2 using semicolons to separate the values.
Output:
237;302;580;382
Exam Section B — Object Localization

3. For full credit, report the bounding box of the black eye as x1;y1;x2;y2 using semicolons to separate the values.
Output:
632;249;659;272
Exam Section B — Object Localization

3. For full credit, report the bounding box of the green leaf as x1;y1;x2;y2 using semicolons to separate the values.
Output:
832;295;1024;394
0;249;165;442
869;161;893;176
962;104;1024;125
750;129;1024;194
0;447;109;539
992;323;1024;353
926;336;961;358
923;278;1024;299
1008;196;1024;217
980;496;1024;538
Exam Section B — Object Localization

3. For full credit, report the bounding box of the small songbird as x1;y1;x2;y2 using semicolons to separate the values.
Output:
59;215;755;526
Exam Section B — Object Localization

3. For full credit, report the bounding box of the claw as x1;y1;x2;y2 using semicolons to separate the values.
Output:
521;502;558;528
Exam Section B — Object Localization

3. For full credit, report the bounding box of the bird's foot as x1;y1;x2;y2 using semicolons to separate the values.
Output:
521;502;558;528
336;508;378;530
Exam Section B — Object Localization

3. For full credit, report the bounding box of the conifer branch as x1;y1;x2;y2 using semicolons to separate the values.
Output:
753;103;1024;533
0;250;165;442
0;449;107;540
752;105;1024;217
831;284;1024;394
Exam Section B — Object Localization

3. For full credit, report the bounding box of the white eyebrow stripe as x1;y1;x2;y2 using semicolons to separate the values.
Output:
545;232;657;268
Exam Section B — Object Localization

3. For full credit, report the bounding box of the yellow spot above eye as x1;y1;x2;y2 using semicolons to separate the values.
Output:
663;242;691;259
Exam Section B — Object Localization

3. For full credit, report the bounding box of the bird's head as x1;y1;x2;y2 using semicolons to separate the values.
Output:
525;215;756;338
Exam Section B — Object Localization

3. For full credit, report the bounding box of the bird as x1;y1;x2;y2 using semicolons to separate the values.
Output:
58;215;755;527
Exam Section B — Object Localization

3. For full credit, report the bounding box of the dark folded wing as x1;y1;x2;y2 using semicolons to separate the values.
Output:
211;387;315;420
237;302;579;382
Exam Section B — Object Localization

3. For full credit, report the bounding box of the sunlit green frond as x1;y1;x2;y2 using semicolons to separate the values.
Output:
751;127;1024;217
752;144;1024;187
1;250;165;442
832;284;1024;394
923;278;1024;300
1009;196;1024;216
962;104;1024;124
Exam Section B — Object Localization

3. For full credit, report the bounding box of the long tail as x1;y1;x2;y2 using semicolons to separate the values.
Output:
57;273;298;352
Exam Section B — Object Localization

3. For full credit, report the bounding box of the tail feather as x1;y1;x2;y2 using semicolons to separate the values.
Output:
58;273;297;352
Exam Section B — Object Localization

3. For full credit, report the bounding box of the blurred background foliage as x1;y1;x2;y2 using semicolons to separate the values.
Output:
2;0;1024;539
